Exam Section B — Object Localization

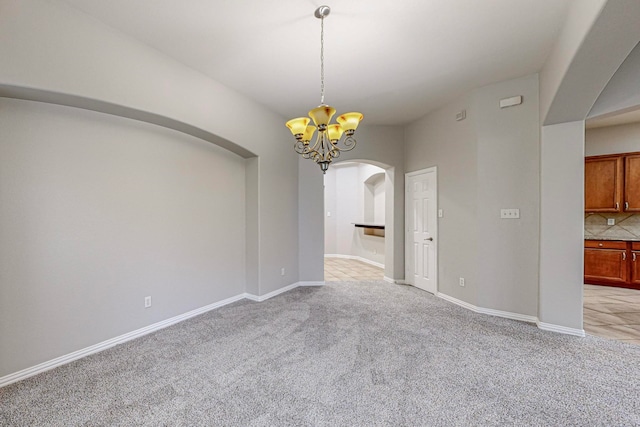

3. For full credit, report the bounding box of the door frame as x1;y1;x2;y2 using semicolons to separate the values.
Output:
405;167;438;293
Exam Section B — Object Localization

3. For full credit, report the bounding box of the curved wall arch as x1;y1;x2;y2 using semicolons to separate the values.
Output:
538;0;640;332
0;0;300;297
0;85;256;159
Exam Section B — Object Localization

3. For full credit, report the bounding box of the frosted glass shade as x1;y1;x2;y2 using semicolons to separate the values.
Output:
309;105;336;126
303;125;316;142
286;117;310;135
327;124;344;142
336;112;363;131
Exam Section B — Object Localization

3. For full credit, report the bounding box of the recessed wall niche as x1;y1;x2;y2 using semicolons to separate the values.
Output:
364;172;385;224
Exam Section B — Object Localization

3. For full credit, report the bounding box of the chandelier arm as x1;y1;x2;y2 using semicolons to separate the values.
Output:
309;132;324;155
338;135;357;152
294;140;309;154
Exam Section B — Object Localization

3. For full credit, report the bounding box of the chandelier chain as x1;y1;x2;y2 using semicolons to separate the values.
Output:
320;15;325;105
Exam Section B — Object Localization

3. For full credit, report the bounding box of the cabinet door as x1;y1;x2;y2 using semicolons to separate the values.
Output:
584;248;628;284
624;155;640;211
631;251;640;285
585;156;623;212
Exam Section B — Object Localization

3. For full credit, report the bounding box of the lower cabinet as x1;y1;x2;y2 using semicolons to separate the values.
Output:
584;240;640;290
631;243;640;286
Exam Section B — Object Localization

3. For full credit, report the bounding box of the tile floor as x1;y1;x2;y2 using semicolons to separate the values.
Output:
324;259;640;345
583;284;640;345
324;257;384;282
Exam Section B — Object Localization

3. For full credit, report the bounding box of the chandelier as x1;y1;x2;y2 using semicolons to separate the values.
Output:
285;5;363;174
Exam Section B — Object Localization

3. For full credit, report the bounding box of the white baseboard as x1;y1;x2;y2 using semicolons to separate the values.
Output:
244;282;300;302
298;281;325;287
383;276;407;285
0;280;324;388
437;292;537;324
537;322;585;337
437;292;478;312
324;254;384;269
436;291;586;337
0;293;247;388
1;281;587;388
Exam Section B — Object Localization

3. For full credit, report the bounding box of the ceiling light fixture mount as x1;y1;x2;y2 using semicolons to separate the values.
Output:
285;5;363;174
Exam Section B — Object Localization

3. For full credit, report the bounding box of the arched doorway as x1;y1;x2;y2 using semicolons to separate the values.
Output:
322;159;399;283
538;2;640;334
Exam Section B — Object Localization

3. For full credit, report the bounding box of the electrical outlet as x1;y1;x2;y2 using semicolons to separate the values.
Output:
607;218;615;226
144;296;152;308
281;268;285;276
459;277;465;287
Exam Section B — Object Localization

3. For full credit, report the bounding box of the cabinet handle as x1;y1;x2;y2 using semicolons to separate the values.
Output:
616;202;620;210
622;252;627;261
625;202;629;210
634;253;637;262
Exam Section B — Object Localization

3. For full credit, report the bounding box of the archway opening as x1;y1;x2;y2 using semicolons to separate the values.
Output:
323;160;394;282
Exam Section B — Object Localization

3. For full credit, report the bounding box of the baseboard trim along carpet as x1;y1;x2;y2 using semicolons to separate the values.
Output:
324;254;384;269
436;292;537;322
436;291;586;337
537;321;586;337
0;281;324;388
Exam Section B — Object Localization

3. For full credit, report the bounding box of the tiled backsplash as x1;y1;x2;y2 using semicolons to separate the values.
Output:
585;213;640;240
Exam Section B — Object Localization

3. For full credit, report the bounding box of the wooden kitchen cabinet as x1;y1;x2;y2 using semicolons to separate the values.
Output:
631;242;640;286
585;152;640;213
624;154;640;212
584;240;640;290
585;155;623;212
584;240;628;285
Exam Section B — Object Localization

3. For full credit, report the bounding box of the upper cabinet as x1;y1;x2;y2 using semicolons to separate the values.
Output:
585;152;640;212
585;155;623;212
624;154;640;212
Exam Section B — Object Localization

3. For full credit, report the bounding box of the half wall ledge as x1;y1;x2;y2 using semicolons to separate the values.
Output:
0;84;256;159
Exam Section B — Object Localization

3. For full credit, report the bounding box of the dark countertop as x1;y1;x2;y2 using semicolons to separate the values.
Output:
353;223;385;230
585;237;640;241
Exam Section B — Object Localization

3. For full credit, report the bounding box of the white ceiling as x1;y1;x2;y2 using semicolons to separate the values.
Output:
59;0;574;126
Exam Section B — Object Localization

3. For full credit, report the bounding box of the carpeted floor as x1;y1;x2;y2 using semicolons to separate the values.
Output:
1;280;639;426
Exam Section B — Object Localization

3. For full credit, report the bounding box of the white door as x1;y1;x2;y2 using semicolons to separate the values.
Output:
406;168;437;293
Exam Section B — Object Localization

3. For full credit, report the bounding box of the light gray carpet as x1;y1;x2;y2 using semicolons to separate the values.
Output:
1;281;639;426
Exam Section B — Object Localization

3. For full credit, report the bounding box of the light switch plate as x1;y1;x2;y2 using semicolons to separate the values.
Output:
500;208;520;219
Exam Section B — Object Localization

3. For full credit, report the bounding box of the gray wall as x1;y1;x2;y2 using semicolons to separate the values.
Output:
474;74;540;316
405;94;478;303
0;98;246;377
0;0;300;379
405;74;540;317
585;122;640;156
539;121;585;329
298;157;324;282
